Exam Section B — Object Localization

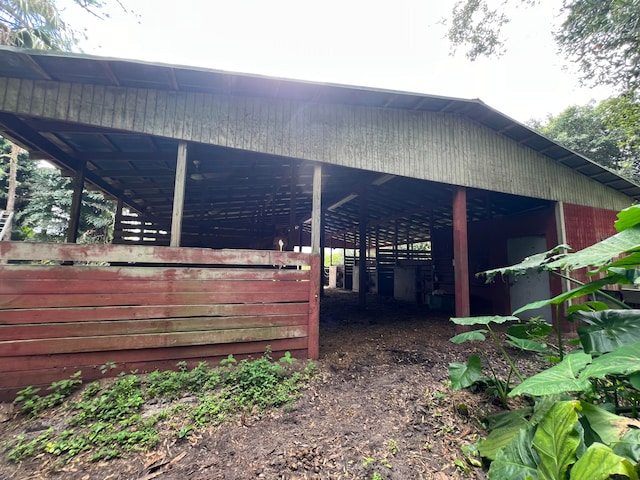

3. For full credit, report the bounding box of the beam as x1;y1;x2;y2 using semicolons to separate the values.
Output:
170;141;188;247
359;188;368;307
453;186;470;322
311;164;322;255
66;162;86;243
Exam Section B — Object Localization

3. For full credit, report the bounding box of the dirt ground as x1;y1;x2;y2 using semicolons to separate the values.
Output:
0;289;544;480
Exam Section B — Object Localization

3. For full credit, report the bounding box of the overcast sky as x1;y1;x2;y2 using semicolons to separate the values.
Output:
65;0;613;123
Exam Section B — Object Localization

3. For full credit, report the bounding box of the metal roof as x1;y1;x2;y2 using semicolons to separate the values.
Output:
0;46;637;248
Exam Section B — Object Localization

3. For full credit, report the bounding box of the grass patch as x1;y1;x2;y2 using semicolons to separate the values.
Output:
3;352;315;465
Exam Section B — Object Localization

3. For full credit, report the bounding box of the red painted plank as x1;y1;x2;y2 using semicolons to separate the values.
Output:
0;325;308;356
0;278;310;295
0;337;309;373
0;265;309;282
0;242;311;266
1;314;309;340
0;288;310;309
0;302;310;325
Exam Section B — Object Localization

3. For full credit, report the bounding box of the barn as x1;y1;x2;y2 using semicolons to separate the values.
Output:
0;46;637;400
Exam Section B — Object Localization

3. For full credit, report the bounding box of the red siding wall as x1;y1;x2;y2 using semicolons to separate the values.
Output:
563;204;618;251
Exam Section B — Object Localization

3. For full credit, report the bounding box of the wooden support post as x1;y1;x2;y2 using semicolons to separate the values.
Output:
453;186;470;325
359;188;368;307
288;163;298;251
311;164;322;300
170;141;188;248
319;206;326;297
66;163;86;243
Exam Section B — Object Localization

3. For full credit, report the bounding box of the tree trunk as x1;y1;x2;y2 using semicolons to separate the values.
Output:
4;142;20;240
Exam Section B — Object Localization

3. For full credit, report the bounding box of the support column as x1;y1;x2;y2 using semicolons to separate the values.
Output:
288;163;298;251
170;141;188;247
359;188;368;307
66;163;86;243
453;186;470;321
308;163;322;360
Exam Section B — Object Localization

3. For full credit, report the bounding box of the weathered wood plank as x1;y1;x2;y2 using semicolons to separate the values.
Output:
0;325;308;356
0;265;309;281
0;337;308;373
0;242;312;266
1;314;309;340
0;278;309;295
0;288;310;309
0;302;309;324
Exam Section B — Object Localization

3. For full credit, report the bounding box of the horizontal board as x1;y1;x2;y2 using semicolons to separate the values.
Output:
0;265;309;281
1;242;311;266
0;302;310;324
0;288;309;309
0;278;309;295
1;314;309;340
0;337;309;373
0;325;308;356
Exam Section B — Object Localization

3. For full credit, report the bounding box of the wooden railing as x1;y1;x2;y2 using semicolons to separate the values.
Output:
0;242;319;401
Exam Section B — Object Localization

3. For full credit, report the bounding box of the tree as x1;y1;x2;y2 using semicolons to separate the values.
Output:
447;0;640;94
0;0;125;50
531;98;640;182
0;1;125;243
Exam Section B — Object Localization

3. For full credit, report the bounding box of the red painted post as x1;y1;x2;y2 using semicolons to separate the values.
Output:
308;254;321;359
453;187;470;328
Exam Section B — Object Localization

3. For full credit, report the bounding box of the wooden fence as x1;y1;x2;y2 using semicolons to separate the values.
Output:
0;242;320;401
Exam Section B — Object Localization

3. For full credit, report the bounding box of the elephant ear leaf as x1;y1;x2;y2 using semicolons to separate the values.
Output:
488;427;539;480
448;354;482;390
569;443;638;480
532;401;581;480
614;204;640;233
572;310;640;353
580;341;640;380
509;352;592;397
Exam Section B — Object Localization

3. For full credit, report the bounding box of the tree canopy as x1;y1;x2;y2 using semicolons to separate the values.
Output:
531;98;640;182
447;0;640;94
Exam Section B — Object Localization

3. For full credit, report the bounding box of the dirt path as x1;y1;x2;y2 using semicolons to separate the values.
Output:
1;290;529;480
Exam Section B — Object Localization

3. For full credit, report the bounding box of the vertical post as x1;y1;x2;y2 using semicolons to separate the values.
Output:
171;141;188;247
319;206;326;297
453;186;470;324
66;163;86;243
555;201;571;331
359;188;368;307
308;164;322;359
288;163;298;250
112;197;125;244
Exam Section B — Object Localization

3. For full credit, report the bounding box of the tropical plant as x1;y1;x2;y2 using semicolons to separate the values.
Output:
449;204;640;478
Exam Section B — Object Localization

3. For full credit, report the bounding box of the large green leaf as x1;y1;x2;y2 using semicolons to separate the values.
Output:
579;401;640;445
532;400;581;480
580;341;640;379
488;427;539;480
569;443;638;480
513;274;631;315
614;205;640;233
506;335;551;354
612;428;640;464
572;310;640;353
510;352;592;397
450;315;518;326
449;354;482;390
478;409;531;460
449;329;488;344
482;245;570;283
507;322;554;340
546;225;640;272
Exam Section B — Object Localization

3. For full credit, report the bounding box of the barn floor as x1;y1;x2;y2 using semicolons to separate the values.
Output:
0;289;546;480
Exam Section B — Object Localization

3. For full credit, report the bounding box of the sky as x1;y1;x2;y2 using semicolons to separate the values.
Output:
63;0;614;124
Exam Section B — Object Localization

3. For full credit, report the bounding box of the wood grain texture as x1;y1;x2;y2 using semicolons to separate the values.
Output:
0;243;317;400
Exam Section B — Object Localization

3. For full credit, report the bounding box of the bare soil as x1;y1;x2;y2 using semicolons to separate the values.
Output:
0;290;544;480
